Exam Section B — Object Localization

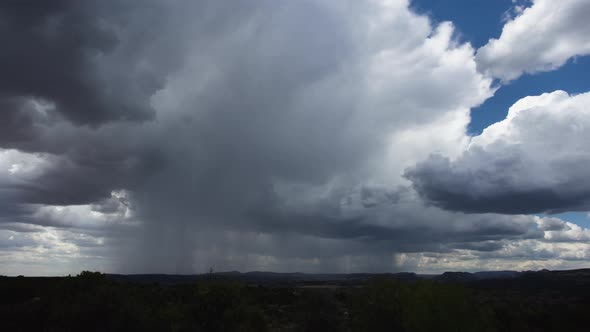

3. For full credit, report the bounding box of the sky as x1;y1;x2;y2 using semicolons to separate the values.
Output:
1;0;590;276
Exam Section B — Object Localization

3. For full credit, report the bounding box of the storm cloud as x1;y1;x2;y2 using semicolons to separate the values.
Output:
406;91;590;214
1;0;590;274
0;0;170;126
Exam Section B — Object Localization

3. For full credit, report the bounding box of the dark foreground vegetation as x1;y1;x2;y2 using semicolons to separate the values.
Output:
2;269;589;331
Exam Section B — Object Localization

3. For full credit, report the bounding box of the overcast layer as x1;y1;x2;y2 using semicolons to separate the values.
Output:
1;0;590;275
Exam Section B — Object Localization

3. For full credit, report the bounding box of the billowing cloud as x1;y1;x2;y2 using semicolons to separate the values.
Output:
407;90;590;214
476;0;590;81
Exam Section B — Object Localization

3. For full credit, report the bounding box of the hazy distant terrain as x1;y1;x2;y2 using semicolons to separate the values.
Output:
3;269;589;331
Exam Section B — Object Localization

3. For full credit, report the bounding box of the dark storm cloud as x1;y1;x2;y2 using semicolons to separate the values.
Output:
405;148;590;215
450;241;505;252
0;0;352;207
0;98;39;144
248;199;543;250
0;0;384;273
6;0;577;274
0;0;277;209
0;0;170;127
405;91;590;215
0;130;164;207
405;91;590;214
0;222;43;233
15;147;162;206
0;202;32;220
0;0;172;206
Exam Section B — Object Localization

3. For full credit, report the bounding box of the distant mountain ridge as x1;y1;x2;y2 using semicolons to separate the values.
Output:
106;268;590;286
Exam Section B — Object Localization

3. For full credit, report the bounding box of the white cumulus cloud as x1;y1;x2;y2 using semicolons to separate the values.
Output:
477;0;590;81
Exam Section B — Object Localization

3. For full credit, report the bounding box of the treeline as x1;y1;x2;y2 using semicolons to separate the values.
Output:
1;271;588;331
